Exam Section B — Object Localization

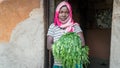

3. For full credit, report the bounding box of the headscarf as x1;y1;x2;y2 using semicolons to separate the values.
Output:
54;1;77;32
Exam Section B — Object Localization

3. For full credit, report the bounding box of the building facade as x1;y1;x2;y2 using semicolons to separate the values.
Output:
0;0;120;68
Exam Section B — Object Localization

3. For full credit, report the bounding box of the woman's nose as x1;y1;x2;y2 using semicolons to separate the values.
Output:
62;13;66;17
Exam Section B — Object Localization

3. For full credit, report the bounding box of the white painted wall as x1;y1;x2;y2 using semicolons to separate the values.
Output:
110;0;120;68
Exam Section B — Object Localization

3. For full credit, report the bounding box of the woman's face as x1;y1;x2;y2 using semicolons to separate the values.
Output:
58;6;69;24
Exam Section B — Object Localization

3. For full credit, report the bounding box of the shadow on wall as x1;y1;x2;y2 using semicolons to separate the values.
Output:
0;8;45;68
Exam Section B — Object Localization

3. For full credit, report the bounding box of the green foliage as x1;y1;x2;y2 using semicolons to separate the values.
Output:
52;32;89;68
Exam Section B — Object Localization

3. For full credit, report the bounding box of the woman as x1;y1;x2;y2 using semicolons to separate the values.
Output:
47;1;85;68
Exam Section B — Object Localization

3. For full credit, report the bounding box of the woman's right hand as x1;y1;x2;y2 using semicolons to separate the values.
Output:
47;35;53;50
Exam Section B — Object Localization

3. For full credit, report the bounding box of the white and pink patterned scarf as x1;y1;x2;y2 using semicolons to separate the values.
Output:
54;1;78;32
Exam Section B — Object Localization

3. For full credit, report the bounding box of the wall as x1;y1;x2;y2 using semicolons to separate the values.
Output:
0;0;45;68
86;29;111;60
0;0;40;42
110;0;120;68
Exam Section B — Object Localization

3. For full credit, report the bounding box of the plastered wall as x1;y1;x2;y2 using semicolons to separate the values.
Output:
0;0;45;68
110;0;120;68
0;0;40;42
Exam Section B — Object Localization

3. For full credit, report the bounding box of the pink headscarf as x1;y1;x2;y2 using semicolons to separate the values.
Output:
54;1;76;32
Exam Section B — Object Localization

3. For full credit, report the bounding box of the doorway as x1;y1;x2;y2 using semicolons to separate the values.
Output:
45;0;113;68
69;0;112;68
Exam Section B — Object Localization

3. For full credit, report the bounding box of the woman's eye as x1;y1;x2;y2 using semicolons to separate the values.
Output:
65;11;69;14
59;11;69;14
59;11;63;14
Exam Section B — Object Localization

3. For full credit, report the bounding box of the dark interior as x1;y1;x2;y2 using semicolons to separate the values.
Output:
45;0;113;68
67;0;113;68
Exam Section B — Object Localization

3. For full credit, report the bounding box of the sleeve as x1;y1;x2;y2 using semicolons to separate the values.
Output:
47;23;55;37
74;24;83;33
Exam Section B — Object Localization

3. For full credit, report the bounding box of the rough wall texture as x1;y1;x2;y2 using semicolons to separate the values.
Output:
0;0;40;42
110;0;120;68
0;8;45;68
0;0;45;68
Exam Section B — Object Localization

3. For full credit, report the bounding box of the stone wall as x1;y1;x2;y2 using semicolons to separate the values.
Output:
110;0;120;68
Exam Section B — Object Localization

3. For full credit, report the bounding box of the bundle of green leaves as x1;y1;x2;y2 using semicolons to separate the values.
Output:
52;32;89;68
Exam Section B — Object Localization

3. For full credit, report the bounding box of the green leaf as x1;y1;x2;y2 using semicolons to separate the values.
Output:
52;32;90;68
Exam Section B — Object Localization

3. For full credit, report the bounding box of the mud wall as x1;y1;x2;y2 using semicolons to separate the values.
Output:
0;0;40;42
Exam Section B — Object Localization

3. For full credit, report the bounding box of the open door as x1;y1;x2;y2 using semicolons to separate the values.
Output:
45;0;113;68
68;0;112;68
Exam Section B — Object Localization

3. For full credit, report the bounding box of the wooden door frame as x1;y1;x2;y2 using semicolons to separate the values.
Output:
44;0;55;68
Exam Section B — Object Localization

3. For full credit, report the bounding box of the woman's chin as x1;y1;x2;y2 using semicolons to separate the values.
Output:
61;23;66;24
60;19;66;21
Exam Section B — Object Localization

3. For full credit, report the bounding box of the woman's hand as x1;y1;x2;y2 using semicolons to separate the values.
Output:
47;35;54;50
77;32;85;46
